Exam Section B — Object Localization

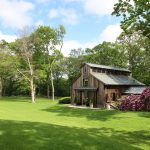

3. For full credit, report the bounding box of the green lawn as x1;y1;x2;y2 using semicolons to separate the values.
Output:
0;97;150;150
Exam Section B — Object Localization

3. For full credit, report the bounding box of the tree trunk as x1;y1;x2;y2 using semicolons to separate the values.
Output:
0;77;2;97
47;71;50;98
30;77;35;103
47;84;50;98
50;68;54;102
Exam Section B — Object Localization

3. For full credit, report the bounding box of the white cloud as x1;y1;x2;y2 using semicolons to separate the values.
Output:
62;40;98;56
62;24;122;56
63;0;118;16
99;24;122;42
84;0;117;16
48;9;59;18
35;20;44;26
0;0;34;29
0;31;17;42
36;0;54;4
63;0;83;2
48;8;79;24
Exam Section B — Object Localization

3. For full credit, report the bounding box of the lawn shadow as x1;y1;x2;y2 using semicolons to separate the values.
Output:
0;96;51;103
0;96;31;103
41;105;128;121
137;112;150;118
0;119;149;150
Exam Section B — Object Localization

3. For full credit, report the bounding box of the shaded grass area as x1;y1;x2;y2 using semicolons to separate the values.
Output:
0;97;150;150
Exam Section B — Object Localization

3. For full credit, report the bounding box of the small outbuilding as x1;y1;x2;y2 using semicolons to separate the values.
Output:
71;63;145;108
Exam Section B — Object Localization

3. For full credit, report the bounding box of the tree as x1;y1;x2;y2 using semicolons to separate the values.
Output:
66;48;86;84
34;25;65;100
117;32;150;85
11;27;42;103
0;40;17;97
112;0;150;38
50;50;64;101
85;42;127;68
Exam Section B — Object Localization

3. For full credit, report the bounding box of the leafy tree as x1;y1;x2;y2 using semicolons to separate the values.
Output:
85;42;127;68
66;48;86;84
0;40;17;97
112;0;150;38
117;32;150;85
10;27;43;103
33;25;65;100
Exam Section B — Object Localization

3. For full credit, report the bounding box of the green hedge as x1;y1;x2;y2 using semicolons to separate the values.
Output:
58;97;71;104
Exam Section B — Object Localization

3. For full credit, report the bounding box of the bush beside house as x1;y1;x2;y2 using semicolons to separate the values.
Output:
120;87;150;111
58;97;71;104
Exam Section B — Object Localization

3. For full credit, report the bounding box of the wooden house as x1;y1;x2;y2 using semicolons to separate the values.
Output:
71;63;145;108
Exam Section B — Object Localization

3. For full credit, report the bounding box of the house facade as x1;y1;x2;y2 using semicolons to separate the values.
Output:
71;63;145;108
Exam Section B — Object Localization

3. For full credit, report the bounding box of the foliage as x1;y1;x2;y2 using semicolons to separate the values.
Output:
140;87;150;101
85;42;127;68
0;40;18;96
120;87;150;111
0;26;67;99
120;94;143;111
117;32;150;85
66;48;86;84
112;0;150;38
58;97;71;104
33;25;65;100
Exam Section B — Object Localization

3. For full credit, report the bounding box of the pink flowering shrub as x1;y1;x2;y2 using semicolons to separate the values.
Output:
120;87;150;111
140;87;150;100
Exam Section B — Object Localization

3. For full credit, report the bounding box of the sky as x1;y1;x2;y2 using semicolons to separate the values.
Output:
0;0;122;56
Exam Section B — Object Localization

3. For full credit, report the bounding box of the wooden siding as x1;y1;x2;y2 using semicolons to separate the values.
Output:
104;86;124;102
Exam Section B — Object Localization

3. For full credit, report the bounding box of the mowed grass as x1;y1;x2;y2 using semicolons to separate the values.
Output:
0;97;150;150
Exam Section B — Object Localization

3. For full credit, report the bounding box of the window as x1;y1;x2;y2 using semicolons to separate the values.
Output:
83;79;88;87
98;69;102;73
102;69;105;73
92;68;97;72
111;93;117;101
83;66;87;74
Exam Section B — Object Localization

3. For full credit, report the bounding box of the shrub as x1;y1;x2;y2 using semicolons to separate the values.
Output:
120;87;150;111
140;87;150;100
120;94;144;111
58;97;71;104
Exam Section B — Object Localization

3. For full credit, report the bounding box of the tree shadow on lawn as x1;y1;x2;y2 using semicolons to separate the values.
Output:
41;105;127;121
0;120;149;150
0;96;32;103
138;112;150;119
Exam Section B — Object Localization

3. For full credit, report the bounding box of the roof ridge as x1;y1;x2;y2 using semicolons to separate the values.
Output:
85;62;131;72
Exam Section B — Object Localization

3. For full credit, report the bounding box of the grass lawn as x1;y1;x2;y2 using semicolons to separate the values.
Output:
0;97;150;150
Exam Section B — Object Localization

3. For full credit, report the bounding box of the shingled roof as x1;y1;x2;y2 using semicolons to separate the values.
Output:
90;72;145;86
86;63;131;72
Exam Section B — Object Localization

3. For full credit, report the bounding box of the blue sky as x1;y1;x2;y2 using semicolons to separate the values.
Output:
0;0;122;56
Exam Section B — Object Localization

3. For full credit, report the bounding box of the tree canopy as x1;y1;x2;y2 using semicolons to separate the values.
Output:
112;0;150;38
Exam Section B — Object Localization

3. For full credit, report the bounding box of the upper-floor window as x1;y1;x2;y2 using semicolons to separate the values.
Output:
83;66;87;74
83;79;88;87
92;68;97;72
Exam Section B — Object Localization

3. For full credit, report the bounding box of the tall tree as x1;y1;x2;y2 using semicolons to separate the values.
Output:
11;28;42;103
66;48;86;84
85;42;127;68
49;50;63;101
112;0;150;38
117;32;150;85
0;40;16;97
34;25;65;100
